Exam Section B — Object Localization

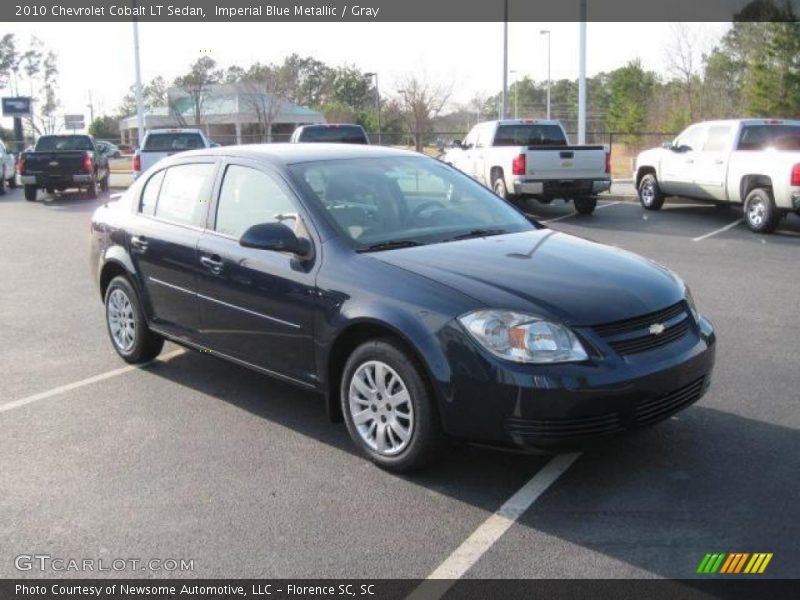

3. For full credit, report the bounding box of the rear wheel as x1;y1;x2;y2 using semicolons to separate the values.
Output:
0;167;6;195
638;173;665;210
99;170;110;192
7;167;17;188
104;275;164;363
45;185;55;195
341;339;443;472
574;197;597;215
744;187;780;234
24;185;37;202
85;176;98;199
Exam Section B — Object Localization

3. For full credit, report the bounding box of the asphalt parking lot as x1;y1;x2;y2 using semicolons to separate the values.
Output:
1;185;798;581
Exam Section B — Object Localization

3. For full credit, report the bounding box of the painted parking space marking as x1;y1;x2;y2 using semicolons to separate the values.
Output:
0;349;184;414
692;218;745;242
538;201;623;224
406;453;581;599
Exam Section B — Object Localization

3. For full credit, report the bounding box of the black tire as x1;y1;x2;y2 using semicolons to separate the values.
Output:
341;338;443;472
8;173;17;188
104;275;164;364
24;185;37;202
574;197;597;215
0;168;6;195
45;186;55;195
744;187;780;234
99;170;110;192
638;173;665;211
85;176;98;199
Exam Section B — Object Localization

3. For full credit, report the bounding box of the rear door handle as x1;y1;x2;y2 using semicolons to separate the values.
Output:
130;235;148;253
714;159;725;165
200;255;224;273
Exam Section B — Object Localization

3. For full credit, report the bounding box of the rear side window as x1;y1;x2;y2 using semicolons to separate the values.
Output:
154;163;215;227
494;124;567;146
298;126;368;144
738;125;800;151
703;126;732;153
215;165;297;238
143;133;205;152
140;170;165;216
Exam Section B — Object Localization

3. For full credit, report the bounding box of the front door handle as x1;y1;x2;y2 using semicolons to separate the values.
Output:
130;235;148;253
200;255;224;273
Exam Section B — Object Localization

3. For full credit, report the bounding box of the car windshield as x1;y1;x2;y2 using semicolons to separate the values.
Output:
143;133;205;152
298;126;368;144
737;124;800;150
288;156;534;249
494;124;567;146
35;135;94;152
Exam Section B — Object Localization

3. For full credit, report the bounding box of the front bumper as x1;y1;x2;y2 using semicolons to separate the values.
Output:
435;315;716;449
513;177;611;198
21;174;94;186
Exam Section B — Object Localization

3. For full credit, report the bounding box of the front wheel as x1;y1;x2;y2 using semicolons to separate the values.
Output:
638;173;665;210
744;187;780;234
574;197;597;215
341;339;443;472
104;276;164;363
24;185;37;202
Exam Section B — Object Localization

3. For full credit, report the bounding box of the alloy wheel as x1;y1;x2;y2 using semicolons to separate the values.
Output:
107;288;136;352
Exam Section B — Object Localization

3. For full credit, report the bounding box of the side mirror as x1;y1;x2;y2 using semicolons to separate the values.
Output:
210;142;221;148
451;140;462;148
239;222;311;257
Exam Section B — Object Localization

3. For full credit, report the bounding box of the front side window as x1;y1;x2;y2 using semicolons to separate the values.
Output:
674;126;706;152
289;156;533;248
215;165;297;238
154;163;214;227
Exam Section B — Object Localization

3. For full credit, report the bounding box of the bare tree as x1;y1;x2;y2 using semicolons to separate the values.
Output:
173;56;222;127
396;73;453;152
239;63;287;142
664;23;709;122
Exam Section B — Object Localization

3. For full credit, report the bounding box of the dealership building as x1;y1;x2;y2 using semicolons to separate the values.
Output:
117;83;326;146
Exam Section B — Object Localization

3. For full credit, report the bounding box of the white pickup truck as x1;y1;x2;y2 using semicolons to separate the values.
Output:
635;119;800;233
132;128;214;179
442;119;611;214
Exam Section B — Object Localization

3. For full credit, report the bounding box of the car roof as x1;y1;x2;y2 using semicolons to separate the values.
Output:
298;123;364;129
164;143;422;166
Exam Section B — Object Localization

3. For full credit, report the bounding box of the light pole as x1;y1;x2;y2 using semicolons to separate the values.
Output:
578;0;587;144
501;0;508;119
510;69;519;119
540;30;551;120
132;12;145;147
364;72;381;145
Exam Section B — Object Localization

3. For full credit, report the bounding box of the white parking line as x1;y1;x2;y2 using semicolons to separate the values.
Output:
692;218;745;242
0;349;185;414
538;201;622;224
406;452;581;599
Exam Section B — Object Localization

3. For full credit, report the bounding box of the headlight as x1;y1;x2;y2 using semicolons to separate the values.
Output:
458;310;588;364
684;286;699;320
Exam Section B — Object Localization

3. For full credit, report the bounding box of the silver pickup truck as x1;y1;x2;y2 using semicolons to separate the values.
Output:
635;119;800;233
442;119;611;215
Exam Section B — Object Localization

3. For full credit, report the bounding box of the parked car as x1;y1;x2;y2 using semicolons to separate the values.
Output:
18;134;110;202
290;124;369;144
442;119;611;214
96;140;122;159
635;119;800;233
0;139;18;194
90;144;715;472
132;128;213;179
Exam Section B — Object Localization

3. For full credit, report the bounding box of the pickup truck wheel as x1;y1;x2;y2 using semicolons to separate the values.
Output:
105;276;164;364
744;188;780;234
8;173;17;188
0;168;6;195
574;197;597;215
638;174;665;210
493;176;510;199
85;177;98;199
100;171;110;192
24;185;37;202
45;186;55;195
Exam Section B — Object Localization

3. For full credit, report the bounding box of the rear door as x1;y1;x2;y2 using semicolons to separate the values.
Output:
694;124;734;200
195;159;318;385
128;160;217;338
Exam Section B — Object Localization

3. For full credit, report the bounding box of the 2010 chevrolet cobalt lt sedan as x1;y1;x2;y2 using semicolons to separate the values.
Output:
90;144;716;471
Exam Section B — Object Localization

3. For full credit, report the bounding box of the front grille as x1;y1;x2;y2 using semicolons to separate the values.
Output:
635;376;706;425
593;301;692;356
507;413;624;439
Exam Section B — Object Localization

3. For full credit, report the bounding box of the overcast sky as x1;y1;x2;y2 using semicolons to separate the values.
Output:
1;21;730;127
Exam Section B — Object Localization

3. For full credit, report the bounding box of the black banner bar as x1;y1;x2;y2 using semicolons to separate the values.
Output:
2;0;800;22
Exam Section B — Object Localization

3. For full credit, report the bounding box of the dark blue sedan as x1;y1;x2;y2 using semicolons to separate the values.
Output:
90;144;716;471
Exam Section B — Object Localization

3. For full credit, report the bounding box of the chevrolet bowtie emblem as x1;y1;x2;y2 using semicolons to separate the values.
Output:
649;323;666;335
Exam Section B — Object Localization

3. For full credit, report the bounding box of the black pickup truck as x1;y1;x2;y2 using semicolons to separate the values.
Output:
18;134;110;202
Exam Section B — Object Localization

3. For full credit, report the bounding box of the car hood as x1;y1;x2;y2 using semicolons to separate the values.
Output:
371;229;684;326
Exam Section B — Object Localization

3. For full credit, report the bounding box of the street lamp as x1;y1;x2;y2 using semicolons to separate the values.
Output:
540;29;551;120
363;72;381;145
132;3;145;148
510;69;519;119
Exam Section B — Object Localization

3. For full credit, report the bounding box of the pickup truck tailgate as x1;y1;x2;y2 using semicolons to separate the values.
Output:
22;152;88;178
525;145;607;179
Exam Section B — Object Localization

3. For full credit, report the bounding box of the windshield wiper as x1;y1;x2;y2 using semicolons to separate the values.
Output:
445;228;507;242
357;239;425;253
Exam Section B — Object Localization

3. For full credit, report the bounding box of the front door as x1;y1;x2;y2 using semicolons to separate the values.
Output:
659;125;706;197
196;161;318;386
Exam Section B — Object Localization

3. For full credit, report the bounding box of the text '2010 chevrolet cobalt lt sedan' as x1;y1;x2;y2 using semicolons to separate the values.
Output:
91;144;716;471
